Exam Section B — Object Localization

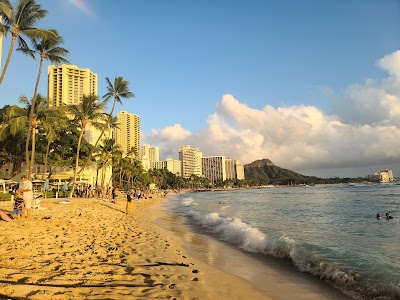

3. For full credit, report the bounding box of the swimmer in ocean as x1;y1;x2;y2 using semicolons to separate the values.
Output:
376;213;381;220
385;213;393;220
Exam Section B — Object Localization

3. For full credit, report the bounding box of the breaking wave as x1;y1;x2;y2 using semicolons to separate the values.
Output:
186;210;399;300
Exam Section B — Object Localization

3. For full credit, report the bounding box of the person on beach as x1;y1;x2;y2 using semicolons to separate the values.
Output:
112;187;119;204
20;175;33;218
0;210;14;222
12;190;24;219
126;192;133;214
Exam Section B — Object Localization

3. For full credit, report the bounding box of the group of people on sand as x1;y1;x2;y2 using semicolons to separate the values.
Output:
0;175;33;222
376;212;394;220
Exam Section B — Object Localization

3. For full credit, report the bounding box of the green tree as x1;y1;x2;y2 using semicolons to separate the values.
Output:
67;94;107;197
39;106;69;179
0;104;27;174
0;0;52;85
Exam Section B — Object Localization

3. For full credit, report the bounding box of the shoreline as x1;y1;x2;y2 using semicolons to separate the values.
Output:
0;196;269;299
157;197;353;300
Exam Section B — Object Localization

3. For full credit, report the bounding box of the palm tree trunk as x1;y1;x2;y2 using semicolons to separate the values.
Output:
29;58;44;176
70;129;84;198
30;127;36;178
0;36;16;85
25;124;32;177
41;139;51;180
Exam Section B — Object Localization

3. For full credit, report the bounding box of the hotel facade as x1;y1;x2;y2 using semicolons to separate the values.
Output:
178;145;202;179
47;64;98;107
114;111;141;157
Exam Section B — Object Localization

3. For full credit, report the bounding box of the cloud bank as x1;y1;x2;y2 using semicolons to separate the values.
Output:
144;50;400;176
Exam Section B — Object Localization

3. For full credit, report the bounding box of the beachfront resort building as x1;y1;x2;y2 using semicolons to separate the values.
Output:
47;64;98;107
114;111;141;157
151;159;182;176
380;169;394;183
141;144;160;171
178;145;202;179
202;156;227;184
225;158;245;180
141;144;159;162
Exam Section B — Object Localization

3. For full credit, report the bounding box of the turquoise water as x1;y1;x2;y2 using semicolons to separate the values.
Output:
167;184;400;300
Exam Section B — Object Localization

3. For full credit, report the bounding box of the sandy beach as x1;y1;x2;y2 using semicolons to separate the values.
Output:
0;195;270;299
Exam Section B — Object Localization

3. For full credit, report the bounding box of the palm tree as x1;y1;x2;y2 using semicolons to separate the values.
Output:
77;114;118;176
94;138;119;187
103;76;135;118
40;106;69;179
0;0;53;85
17;28;69;176
0;1;12;20
0;104;27;174
18;93;47;178
67;94;107;197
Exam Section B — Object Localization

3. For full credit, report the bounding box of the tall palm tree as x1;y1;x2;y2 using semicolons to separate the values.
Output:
17;28;69;176
103;76;135;118
19;94;50;177
40;106;68;180
77;114;118;176
75;76;133;179
67;94;107;197
94;138;119;187
0;0;53;85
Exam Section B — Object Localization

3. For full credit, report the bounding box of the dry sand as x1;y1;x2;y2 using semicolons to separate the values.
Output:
0;195;270;299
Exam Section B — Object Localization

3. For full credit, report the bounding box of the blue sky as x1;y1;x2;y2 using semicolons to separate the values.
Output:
1;0;400;177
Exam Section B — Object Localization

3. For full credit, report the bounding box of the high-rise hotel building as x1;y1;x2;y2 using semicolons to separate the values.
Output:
47;64;98;106
140;144;160;162
225;158;245;180
114;111;140;157
202;156;227;184
178;145;202;179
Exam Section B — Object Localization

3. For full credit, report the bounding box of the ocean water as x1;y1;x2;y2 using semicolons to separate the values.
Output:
166;184;400;300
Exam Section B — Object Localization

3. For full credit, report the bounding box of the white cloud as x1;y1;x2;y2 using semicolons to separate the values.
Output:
143;50;400;176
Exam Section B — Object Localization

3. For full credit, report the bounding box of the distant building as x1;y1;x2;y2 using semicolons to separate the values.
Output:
47;64;97;107
225;158;245;180
141;144;159;162
178;145;202;178
114;111;140;157
151;158;181;176
202;156;226;184
380;169;394;183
